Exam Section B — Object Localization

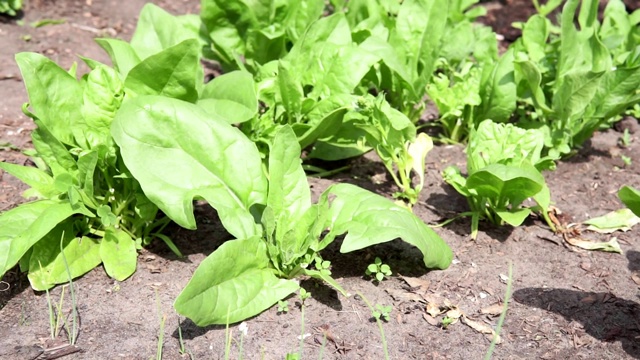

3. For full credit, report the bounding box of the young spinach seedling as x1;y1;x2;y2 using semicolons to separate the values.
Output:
365;257;392;282
277;300;289;314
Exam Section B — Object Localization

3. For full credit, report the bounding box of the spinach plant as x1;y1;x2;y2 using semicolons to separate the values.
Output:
513;0;640;158
0;53;161;291
111;97;452;325
199;0;325;72
352;94;434;208
443;120;555;239
246;12;381;159
0;4;250;290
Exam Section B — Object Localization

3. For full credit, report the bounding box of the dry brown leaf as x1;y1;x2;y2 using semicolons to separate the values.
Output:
563;235;622;253
423;313;439;326
461;316;501;344
401;276;431;292
632;272;640;286
446;308;463;323
480;303;504;316
426;302;442;317
580;294;599;304
421;294;444;305
385;288;424;303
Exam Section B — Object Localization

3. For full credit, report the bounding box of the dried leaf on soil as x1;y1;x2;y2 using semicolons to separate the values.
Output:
480;303;504;316
385;288;424;303
632;272;640;286
423;313;440;326
563;235;622;253
400;275;431;293
426;302;443;318
461;316;502;344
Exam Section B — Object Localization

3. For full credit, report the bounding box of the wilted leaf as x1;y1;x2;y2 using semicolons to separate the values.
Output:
400;275;431;293
564;236;622;253
446;308;463;322
423;313;439;326
461;316;501;344
480;303;504;316
426;302;442;317
385;288;424;303
584;208;640;233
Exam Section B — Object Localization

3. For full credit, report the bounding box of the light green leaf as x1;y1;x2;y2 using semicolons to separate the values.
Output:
467;120;546;172
199;71;258;123
591;66;640;120
174;237;299;326
124;39;200;103
475;48;517;123
0;200;90;278
584;208;640;233
112;96;267;239
30;120;78;177
28;227;101;291
553;71;604;122
466;163;545;207
309;119;371;161
267;126;311;223
76;150;99;199
0;161;57;198
277;60;304;118
82;65;124;149
101;227;137;281
303;268;348;296
495;208;532;227
130;3;200;60
619;186;640;217
391;0;448;92
95;38;141;77
296;107;349;150
15;52;83;145
323;183;452;270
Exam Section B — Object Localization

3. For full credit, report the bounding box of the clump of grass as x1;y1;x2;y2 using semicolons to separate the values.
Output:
357;292;390;360
484;262;513;360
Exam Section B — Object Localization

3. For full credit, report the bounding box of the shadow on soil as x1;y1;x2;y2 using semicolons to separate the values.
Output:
514;288;640;359
627;250;640;273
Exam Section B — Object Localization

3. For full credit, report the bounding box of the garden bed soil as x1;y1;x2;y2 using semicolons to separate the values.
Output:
1;1;640;359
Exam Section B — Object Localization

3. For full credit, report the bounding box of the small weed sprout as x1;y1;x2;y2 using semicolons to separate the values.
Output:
619;129;632;147
621;155;632;167
441;316;455;329
372;304;392;322
299;288;311;303
314;256;332;276
277;300;289;314
297;288;311;359
366;257;392;282
357;292;390;360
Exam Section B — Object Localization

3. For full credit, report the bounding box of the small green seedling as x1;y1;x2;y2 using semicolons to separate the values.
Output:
314;257;332;277
366;257;392;282
441;316;455;329
620;129;632;148
372;304;392;322
299;288;311;303
277;300;289;314
621;155;632;167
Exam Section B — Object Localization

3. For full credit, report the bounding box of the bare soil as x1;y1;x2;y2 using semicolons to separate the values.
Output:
1;1;640;359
